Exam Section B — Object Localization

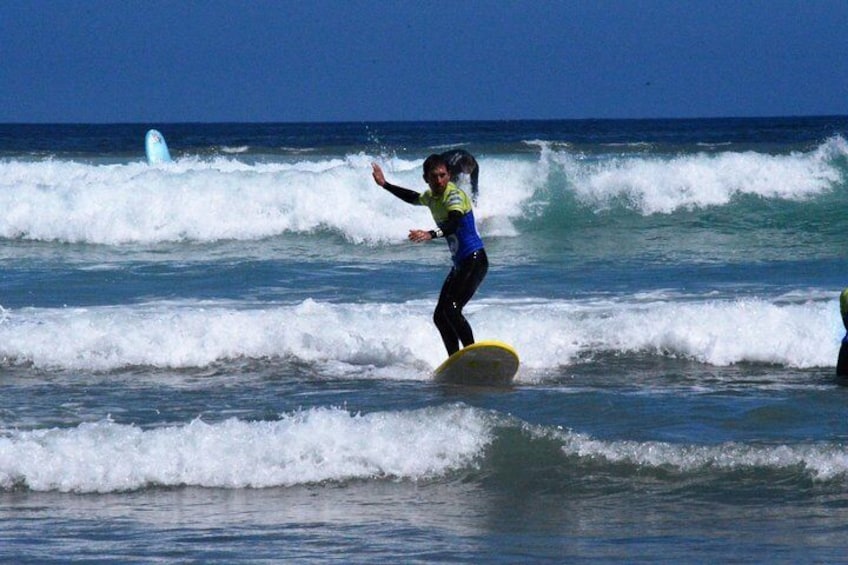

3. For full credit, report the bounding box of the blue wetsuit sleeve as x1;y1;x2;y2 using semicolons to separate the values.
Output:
382;182;420;204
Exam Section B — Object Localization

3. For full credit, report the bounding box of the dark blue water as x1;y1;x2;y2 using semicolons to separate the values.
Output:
2;118;848;562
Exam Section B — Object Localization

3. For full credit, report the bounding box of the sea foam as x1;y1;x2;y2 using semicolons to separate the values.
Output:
3;404;846;494
0;294;841;373
7;137;845;246
545;135;848;214
0;405;492;492
558;428;848;481
0;154;536;245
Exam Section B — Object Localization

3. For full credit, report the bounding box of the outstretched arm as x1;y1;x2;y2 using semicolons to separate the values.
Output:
371;163;420;204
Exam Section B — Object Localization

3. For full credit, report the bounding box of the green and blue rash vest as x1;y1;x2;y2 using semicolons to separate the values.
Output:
381;181;484;266
418;183;484;265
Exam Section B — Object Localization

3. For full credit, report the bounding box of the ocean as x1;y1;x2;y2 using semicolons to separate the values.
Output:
1;117;848;562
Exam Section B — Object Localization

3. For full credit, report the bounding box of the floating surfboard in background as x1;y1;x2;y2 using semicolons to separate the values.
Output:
433;340;519;386
145;129;172;164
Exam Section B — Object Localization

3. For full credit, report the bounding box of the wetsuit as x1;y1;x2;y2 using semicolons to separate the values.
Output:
441;149;479;204
837;288;848;377
382;180;488;356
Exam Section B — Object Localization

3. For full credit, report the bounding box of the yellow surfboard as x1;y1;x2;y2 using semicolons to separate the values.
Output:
433;340;519;386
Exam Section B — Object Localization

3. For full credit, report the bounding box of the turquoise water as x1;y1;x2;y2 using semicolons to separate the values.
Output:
2;118;848;562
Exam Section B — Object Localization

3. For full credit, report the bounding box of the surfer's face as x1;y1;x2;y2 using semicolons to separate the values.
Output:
424;165;450;195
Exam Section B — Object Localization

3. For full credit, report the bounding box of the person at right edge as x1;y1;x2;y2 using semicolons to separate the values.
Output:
371;154;488;357
837;288;848;377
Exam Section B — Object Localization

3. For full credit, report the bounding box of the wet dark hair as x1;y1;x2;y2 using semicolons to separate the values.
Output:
422;153;448;176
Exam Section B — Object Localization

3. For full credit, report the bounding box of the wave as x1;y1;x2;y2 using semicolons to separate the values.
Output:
2;404;844;493
0;294;841;373
1;137;846;245
0;152;534;245
533;134;848;216
0;405;491;492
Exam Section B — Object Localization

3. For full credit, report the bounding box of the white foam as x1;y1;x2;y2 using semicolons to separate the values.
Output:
0;153;534;245
3;138;844;244
4;406;845;493
0;299;443;373
495;295;841;369
558;428;848;481
0;293;841;373
0;405;493;492
546;136;848;214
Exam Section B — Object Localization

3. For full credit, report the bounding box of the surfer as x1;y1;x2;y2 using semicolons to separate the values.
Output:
837;288;848;377
441;149;479;204
371;155;488;356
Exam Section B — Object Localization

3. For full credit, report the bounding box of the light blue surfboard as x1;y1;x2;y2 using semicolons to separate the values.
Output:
145;129;172;164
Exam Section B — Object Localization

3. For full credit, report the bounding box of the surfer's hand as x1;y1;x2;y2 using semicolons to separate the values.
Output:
408;229;432;243
371;163;386;187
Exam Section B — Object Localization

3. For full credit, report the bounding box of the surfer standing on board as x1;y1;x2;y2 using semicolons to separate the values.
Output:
441;149;479;204
371;155;488;356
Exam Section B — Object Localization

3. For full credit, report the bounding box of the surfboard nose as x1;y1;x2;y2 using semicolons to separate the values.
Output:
145;129;172;164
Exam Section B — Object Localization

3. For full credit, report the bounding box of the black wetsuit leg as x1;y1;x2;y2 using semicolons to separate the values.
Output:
433;249;489;356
